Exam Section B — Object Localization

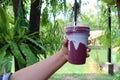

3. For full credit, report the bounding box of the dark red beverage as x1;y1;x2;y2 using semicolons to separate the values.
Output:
65;26;90;65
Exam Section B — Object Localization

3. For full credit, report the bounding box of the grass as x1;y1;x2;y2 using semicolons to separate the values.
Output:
49;48;118;80
49;73;115;80
56;49;116;74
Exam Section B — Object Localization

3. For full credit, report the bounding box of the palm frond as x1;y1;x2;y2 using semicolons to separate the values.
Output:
0;44;9;69
0;6;14;42
19;43;38;66
24;36;46;51
10;42;26;69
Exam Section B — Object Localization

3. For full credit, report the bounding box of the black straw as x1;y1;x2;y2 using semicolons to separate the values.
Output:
74;0;77;25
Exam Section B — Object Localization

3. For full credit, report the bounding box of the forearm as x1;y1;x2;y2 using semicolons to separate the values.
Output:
10;51;67;80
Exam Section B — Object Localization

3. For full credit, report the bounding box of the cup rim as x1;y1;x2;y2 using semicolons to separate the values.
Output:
65;26;90;33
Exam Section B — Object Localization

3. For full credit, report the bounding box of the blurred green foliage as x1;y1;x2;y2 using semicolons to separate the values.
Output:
0;0;120;76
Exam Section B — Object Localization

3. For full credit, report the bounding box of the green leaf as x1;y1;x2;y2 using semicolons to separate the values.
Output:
0;6;9;28
0;6;9;41
0;6;13;42
100;0;116;5
17;26;28;38
115;38;120;46
10;42;26;69
3;54;13;73
0;44;9;73
31;0;36;4
24;36;46;51
41;7;49;26
20;43;38;66
0;44;9;59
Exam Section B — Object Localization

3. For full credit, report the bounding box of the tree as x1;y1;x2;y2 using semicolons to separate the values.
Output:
116;0;120;29
12;0;19;21
0;0;66;73
0;0;44;72
29;0;41;32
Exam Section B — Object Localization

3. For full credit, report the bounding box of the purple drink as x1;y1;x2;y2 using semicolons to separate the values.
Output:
65;26;90;65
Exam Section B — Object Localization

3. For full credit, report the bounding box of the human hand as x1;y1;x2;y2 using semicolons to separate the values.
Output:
59;38;68;60
60;38;91;60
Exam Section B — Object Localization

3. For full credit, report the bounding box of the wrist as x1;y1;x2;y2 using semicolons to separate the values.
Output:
58;50;68;62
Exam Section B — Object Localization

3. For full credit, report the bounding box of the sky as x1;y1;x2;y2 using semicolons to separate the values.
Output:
66;0;97;13
57;0;98;20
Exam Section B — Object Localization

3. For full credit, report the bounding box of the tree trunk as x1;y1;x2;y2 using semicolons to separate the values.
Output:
29;0;42;33
12;0;19;21
117;0;120;29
